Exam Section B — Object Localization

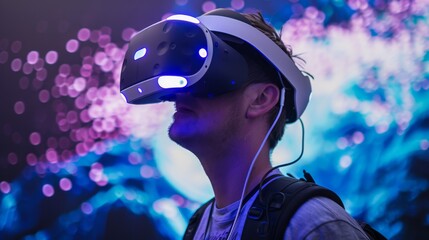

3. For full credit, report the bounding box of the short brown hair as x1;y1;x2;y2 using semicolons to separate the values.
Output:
241;12;296;150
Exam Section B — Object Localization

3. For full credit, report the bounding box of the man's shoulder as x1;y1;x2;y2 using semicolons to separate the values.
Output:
285;196;369;239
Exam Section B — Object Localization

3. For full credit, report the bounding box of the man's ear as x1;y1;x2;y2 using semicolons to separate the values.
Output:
245;83;280;119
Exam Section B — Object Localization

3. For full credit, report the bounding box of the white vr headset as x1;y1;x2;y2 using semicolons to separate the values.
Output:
120;9;312;123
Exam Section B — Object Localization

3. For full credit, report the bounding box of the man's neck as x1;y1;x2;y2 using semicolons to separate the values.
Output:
196;141;272;208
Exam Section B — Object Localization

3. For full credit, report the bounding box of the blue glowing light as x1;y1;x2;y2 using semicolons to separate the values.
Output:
138;88;142;93
158;76;187;89
166;14;200;24
133;48;147;60
198;48;207;58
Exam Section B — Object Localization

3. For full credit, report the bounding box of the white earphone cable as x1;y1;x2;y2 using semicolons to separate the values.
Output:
226;72;286;239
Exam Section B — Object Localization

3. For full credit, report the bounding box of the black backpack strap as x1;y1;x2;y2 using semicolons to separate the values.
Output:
183;198;214;240
243;175;344;240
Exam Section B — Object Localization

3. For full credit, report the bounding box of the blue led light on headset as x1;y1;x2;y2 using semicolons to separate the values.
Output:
133;48;147;60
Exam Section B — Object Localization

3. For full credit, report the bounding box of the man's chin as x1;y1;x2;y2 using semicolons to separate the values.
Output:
168;122;193;146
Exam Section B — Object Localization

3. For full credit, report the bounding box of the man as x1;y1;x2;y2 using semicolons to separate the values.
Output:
120;7;370;239
167;10;369;240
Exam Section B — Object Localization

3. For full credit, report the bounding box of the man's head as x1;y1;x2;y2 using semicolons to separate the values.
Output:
120;9;311;152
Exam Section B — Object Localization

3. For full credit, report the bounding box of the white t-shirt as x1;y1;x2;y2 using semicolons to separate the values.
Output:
192;175;369;240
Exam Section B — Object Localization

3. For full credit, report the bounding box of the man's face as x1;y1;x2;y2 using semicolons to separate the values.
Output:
168;90;246;151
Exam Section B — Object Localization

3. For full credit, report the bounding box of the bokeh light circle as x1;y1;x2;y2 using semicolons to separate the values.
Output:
0;181;11;194
29;132;41;145
14;101;25;114
66;39;79;53
27;51;39;64
42;184;55;197
45;50;58;64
